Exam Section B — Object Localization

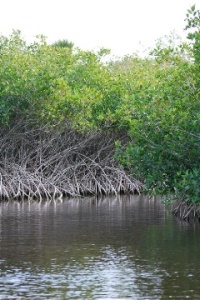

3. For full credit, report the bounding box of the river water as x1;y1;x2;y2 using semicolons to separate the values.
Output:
0;195;200;299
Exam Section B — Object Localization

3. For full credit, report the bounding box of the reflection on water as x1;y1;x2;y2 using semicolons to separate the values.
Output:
0;195;200;299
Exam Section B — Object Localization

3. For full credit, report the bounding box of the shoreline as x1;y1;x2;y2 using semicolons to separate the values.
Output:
0;122;142;201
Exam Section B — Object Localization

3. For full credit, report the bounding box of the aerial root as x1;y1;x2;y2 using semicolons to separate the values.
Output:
0;121;142;200
172;199;199;221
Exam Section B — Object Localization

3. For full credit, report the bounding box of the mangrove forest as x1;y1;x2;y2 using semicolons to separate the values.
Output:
0;6;200;219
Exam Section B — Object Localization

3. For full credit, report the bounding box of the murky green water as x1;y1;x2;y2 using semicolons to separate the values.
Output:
0;195;200;299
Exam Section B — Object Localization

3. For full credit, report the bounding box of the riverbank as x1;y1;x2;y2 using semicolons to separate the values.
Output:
0;6;200;220
1;121;200;222
171;199;200;222
0;121;142;200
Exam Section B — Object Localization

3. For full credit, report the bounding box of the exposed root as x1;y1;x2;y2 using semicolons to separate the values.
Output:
0;121;142;200
172;199;200;221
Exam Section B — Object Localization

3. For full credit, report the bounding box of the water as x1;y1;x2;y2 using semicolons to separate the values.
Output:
0;195;200;299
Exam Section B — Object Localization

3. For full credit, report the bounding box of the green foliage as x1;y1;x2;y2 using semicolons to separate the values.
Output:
174;169;200;204
0;31;119;128
1;5;200;205
114;7;200;204
185;4;200;88
52;39;74;49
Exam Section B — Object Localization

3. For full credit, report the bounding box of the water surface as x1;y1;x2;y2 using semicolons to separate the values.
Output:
0;195;200;299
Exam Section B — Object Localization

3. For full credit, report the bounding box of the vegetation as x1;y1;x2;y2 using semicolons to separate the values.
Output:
0;31;142;200
114;5;200;220
0;6;200;219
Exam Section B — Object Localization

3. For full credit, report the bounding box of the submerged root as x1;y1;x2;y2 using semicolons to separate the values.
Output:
0;121;142;200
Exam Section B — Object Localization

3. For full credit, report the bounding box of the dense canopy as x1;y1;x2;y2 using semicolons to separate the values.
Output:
0;6;200;219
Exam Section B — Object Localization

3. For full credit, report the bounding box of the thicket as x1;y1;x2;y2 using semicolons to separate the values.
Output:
0;31;142;199
0;6;200;219
114;5;200;220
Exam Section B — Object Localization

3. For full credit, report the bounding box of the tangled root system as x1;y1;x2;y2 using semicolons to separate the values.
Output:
0;121;142;200
172;199;200;221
